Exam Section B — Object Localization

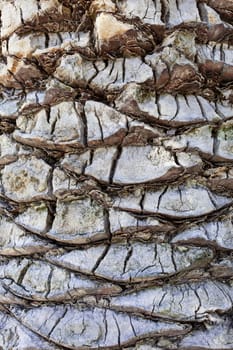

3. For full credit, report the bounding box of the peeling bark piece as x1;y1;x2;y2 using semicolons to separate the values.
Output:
48;197;107;244
115;84;221;126
14;101;84;150
95;12;133;45
202;3;224;25
172;214;233;250
162;30;197;60
4;31;92;72
90;0;116;15
115;83;159;122
90;57;153;92
145;44;204;93
85;100;127;146
59;31;93;54
46;245;107;276
2;258;121;301
199;60;233;88
197;42;233;66
46;242;213;283
176;152;202;168
0;0;86;39
109;209;174;237
158;95;220;123
145;53;169;91
206;24;233;43
43;78;77;105
57;152;102;191
216;121;233;160
15;203;50;234
52;167;96;198
85;147;118;183
10;304;190;349
163;120;233;161
143;182;231;218
0;281;30;305
8;56;47;89
113;146;180;185
210;61;233;88
109;280;233;321
210;258;233;279
165;64;204;94
163;125;214;156
0;134;31;166
113;146;202;185
164;0;201;26
94;243;213;282
1;156;52;202
0;89;24;119
198;59;224;83
111;188;149;213
0;311;59;350
180;315;233;349
0;215;54;256
55;55;153;91
20;90;47;115
83;145;201;185
0;56;47;90
207;0;233;25
60;151;91;175
114;182;231;218
177;0;202;23
94;12;154;57
145;43;191;70
54;53;97;87
4;32;51;58
205;166;233;192
0;0;38;39
216;92;233;119
20;79;76;114
116;0;163;25
125;119;164;145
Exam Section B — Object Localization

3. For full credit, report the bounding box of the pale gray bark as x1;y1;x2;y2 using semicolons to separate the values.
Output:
0;0;233;349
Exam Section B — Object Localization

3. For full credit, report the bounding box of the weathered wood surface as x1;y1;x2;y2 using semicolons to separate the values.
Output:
0;0;233;349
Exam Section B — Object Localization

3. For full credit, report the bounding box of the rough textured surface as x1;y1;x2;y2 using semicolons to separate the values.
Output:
1;0;233;349
45;243;213;282
8;304;190;349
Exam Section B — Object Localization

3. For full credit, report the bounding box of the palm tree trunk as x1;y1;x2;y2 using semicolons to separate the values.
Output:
0;0;233;349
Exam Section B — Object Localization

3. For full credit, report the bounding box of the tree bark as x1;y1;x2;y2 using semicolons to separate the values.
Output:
0;0;233;349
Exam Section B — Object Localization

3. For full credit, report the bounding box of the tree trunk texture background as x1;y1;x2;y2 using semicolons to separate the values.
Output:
0;0;233;349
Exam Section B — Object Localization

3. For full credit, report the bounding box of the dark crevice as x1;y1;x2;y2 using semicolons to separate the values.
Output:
161;0;169;25
157;186;168;210
122;244;133;274
16;262;32;285
211;127;219;155
197;2;208;22
92;210;112;273
109;146;122;184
